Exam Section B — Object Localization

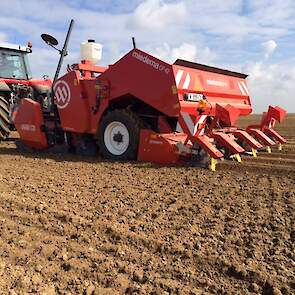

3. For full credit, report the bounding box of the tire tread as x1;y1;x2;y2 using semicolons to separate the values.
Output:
0;95;10;140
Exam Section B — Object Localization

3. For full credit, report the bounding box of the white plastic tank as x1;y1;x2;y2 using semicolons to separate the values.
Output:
80;39;103;64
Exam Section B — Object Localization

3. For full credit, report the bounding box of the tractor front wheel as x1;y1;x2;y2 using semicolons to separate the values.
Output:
0;96;11;140
98;109;142;161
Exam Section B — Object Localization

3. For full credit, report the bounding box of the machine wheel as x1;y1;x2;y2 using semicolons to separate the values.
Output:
98;109;142;160
0;96;10;140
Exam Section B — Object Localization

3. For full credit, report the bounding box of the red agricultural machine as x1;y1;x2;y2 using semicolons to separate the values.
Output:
12;20;287;171
0;42;51;140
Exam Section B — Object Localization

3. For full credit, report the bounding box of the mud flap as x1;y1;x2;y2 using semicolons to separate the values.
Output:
13;99;48;150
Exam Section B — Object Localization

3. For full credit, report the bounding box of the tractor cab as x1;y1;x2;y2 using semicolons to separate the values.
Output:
0;43;32;80
0;42;52;140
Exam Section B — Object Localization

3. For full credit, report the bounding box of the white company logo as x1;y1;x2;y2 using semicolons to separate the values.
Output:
54;80;71;109
132;51;170;74
21;124;36;132
206;79;227;87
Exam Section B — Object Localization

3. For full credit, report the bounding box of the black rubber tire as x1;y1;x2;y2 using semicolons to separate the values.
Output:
97;109;142;161
0;96;10;140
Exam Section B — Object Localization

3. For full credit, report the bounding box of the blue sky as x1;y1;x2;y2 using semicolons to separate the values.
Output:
0;0;294;112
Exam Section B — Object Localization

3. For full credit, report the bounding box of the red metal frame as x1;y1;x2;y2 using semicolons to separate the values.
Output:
13;98;48;149
0;78;51;87
14;47;287;169
246;106;287;145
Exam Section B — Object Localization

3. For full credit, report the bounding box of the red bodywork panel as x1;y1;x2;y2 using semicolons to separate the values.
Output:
99;50;180;117
13;99;48;149
215;104;241;126
55;48;252;135
173;62;252;117
53;70;110;134
55;49;180;133
13;48;283;166
0;78;51;88
54;71;92;133
138;130;184;164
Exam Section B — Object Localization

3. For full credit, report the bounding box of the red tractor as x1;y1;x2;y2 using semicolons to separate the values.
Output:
12;21;287;170
0;42;51;139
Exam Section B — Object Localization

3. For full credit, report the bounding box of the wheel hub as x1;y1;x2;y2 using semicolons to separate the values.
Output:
113;132;123;143
104;121;130;155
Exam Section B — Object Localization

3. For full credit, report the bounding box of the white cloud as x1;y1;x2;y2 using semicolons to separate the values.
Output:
152;42;216;64
28;48;59;78
248;0;295;27
0;32;7;43
245;61;295;112
262;40;277;59
128;0;186;30
0;0;294;112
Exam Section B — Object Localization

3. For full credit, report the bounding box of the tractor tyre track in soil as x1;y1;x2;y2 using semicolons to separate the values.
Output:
0;115;294;294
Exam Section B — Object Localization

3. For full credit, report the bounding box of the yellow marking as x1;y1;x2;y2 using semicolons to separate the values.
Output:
194;77;204;91
209;158;217;172
150;134;157;139
278;143;282;151
198;99;206;109
251;148;257;157
237;154;242;163
266;146;272;153
171;85;178;94
173;103;180;109
233;154;242;163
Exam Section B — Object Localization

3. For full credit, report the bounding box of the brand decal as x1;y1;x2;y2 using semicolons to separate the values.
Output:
132;51;170;74
149;140;163;145
53;80;71;109
21;124;36;132
206;79;227;87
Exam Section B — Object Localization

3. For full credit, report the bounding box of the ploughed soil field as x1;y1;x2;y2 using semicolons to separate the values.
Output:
0;115;294;295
